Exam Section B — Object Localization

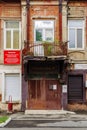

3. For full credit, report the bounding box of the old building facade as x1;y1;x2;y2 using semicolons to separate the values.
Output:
22;0;68;110
0;0;22;111
0;0;87;111
67;0;87;110
22;0;87;111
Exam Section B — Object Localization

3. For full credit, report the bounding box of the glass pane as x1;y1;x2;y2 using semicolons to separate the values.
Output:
6;22;19;28
45;29;53;41
13;31;19;49
35;20;54;28
77;29;82;48
69;29;75;48
69;20;83;28
36;29;42;41
6;31;11;48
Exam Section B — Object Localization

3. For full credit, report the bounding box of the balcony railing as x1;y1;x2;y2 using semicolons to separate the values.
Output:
22;41;68;57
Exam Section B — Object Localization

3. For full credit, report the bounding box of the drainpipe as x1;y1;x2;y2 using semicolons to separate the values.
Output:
26;0;30;46
59;0;62;41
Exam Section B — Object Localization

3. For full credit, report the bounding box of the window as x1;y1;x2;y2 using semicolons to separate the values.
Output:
4;21;21;50
3;73;21;102
68;20;84;49
34;20;54;56
35;20;54;42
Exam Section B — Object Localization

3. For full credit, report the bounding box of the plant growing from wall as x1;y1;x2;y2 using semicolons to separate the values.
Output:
42;41;53;56
42;40;68;56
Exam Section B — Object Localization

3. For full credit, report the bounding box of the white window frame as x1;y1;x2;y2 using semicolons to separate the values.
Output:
68;20;84;50
2;72;21;103
33;20;54;56
34;20;54;42
4;21;21;50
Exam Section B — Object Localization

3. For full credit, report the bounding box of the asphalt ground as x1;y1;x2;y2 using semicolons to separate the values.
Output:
5;119;87;128
4;111;87;128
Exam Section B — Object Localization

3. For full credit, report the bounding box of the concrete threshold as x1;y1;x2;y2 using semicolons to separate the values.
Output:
25;110;75;115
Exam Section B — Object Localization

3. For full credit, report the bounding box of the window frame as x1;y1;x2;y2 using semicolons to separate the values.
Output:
4;21;21;50
34;20;54;42
68;20;84;50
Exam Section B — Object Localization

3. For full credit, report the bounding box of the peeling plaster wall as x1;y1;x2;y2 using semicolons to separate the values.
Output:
0;66;21;111
68;2;87;63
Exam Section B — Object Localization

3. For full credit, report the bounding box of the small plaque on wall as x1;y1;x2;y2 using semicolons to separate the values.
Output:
4;50;20;64
53;85;57;90
62;85;67;93
49;84;57;90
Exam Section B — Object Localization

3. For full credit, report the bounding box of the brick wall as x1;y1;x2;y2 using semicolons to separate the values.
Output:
28;4;60;42
1;4;21;17
68;1;87;61
0;3;21;64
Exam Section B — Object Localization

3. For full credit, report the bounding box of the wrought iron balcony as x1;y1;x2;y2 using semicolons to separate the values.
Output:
22;41;68;57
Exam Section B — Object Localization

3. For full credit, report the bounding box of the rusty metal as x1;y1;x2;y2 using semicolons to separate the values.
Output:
22;41;68;56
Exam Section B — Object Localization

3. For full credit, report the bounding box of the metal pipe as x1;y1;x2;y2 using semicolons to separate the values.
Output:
59;0;62;41
26;0;30;45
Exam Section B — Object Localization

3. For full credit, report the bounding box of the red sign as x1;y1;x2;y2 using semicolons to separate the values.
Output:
4;50;20;64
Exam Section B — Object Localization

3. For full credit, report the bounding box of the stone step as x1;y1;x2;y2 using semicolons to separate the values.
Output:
25;110;75;115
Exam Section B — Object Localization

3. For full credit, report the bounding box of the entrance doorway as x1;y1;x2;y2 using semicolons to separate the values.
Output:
28;79;61;110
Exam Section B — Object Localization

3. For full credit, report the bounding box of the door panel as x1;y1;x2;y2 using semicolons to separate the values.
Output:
28;80;61;110
28;80;46;109
29;80;41;99
46;80;61;109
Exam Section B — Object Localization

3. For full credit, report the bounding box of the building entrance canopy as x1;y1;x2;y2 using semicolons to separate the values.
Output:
23;55;68;80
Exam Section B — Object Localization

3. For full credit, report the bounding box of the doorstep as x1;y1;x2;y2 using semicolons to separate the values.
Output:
25;110;75;115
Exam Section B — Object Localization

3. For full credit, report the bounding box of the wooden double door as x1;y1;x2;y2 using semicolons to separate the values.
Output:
28;80;61;110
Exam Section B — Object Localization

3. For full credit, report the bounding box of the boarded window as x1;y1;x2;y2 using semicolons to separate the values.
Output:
5;74;21;102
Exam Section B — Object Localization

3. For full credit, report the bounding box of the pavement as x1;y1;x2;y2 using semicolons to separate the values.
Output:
9;110;87;121
4;110;87;128
1;110;87;128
